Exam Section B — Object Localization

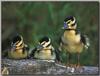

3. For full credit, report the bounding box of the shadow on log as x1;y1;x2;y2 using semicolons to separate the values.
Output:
1;58;99;75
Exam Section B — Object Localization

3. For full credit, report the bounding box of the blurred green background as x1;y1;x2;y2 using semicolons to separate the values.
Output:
2;2;99;66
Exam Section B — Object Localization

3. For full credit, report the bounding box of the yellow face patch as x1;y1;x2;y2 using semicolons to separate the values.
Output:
67;20;73;25
16;40;23;47
15;42;24;50
15;41;20;45
67;20;71;23
65;20;77;29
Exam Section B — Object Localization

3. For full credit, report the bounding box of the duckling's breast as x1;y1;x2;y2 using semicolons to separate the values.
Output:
34;49;56;60
8;49;28;59
62;30;84;53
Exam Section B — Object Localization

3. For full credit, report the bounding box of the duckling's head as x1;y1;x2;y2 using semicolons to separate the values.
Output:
39;36;51;47
62;16;77;30
11;35;24;50
36;36;51;50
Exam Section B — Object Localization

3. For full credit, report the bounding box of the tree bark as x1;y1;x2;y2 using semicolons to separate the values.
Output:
1;58;99;75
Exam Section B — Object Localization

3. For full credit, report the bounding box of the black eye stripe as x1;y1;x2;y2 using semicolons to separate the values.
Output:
67;21;70;24
46;43;51;47
71;21;76;26
19;43;23;47
71;23;75;26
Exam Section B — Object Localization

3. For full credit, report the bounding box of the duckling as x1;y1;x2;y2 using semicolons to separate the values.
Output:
59;16;90;67
1;67;9;75
30;36;60;61
8;35;30;59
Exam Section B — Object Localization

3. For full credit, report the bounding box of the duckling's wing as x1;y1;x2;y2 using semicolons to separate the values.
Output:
28;47;37;58
80;34;90;49
75;29;80;35
55;48;61;62
24;44;30;51
22;44;30;54
2;49;9;58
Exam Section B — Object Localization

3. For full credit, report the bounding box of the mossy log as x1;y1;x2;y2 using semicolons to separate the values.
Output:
1;58;99;75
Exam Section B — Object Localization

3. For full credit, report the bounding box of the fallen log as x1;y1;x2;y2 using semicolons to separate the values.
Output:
1;58;99;75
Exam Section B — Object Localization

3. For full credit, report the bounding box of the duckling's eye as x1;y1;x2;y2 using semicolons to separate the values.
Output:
71;23;75;26
71;24;74;26
67;21;70;24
